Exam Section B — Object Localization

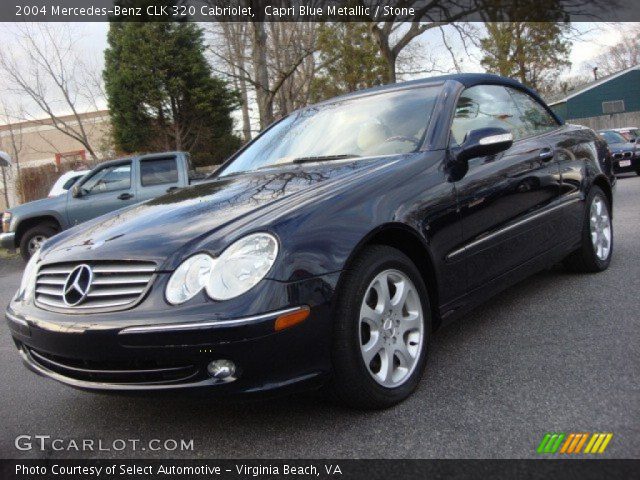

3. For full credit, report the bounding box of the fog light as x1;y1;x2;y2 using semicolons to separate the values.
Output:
207;359;236;381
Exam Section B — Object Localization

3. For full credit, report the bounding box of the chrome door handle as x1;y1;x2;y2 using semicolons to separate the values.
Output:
539;148;554;161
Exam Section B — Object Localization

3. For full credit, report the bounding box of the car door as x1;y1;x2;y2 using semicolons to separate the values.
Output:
449;84;564;291
66;161;137;226
136;156;182;202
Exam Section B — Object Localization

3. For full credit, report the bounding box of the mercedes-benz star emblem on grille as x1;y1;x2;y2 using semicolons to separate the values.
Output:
62;264;94;306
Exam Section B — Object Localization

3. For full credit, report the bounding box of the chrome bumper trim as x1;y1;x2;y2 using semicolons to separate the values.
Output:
0;232;15;250
118;306;305;335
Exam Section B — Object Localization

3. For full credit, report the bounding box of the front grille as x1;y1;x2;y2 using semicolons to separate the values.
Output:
26;347;199;385
35;261;156;313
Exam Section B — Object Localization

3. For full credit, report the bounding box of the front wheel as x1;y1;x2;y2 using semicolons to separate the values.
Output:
19;224;57;261
330;245;431;409
563;186;613;273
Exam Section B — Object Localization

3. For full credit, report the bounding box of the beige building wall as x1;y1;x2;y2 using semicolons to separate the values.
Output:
0;110;112;208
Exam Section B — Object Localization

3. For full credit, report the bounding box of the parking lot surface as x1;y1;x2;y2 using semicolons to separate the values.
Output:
1;176;639;459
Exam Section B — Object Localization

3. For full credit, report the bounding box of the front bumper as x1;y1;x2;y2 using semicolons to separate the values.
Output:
612;155;640;174
6;273;340;394
0;232;15;250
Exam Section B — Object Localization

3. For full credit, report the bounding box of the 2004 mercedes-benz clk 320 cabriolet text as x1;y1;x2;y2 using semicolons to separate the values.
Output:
6;74;614;409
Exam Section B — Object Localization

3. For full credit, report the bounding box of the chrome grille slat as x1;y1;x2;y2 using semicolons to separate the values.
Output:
37;277;66;286
92;275;150;285
36;286;63;296
87;287;146;297
35;261;156;313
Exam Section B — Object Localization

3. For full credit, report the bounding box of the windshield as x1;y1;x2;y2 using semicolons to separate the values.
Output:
601;131;627;144
218;86;441;177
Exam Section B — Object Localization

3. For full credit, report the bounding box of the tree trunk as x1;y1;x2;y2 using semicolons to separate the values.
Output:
251;21;273;129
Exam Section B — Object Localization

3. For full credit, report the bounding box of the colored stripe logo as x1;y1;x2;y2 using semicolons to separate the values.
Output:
537;433;613;454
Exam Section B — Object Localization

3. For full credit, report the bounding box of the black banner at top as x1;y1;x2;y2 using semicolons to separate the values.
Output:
0;0;638;22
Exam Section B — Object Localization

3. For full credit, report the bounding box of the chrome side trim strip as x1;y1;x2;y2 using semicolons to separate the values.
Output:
446;198;581;261
118;306;305;335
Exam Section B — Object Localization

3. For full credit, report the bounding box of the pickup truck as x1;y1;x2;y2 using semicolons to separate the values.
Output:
1;151;203;260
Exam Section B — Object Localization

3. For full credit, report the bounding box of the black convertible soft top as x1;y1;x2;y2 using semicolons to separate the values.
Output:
316;72;564;125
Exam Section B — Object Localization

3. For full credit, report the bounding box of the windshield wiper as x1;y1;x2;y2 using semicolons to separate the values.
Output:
292;154;360;164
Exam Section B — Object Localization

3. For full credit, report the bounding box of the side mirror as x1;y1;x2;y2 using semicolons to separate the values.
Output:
447;127;513;181
71;185;82;198
629;138;636;143
456;127;514;164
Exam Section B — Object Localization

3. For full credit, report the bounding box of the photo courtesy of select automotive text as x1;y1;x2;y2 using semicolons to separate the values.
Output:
1;0;639;478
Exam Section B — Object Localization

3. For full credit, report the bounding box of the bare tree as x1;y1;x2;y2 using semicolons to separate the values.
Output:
0;103;25;208
586;26;640;75
208;21;316;130
0;24;105;160
360;1;480;82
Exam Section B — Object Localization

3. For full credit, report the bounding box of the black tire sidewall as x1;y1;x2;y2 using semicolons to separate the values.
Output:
332;245;431;408
19;225;56;261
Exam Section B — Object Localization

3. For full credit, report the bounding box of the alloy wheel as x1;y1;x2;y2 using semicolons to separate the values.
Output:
28;235;47;256
590;196;611;261
359;269;424;388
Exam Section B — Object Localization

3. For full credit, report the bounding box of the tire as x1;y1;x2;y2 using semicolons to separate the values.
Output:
330;245;431;409
563;186;612;273
19;224;57;261
635;169;640;176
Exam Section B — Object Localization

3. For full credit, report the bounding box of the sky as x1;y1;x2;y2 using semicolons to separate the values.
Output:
0;21;637;128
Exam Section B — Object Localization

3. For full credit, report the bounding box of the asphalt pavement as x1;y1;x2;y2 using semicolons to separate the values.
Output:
1;176;639;459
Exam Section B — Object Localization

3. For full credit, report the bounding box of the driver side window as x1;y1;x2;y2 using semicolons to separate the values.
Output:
81;163;132;195
450;85;520;147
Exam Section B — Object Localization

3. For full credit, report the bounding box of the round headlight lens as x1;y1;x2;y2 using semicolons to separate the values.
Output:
165;254;214;305
15;251;40;302
206;233;279;301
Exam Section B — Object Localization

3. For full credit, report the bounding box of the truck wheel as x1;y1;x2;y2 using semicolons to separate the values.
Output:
330;245;431;409
19;225;57;261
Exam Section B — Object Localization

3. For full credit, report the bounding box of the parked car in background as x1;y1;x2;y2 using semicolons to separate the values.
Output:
611;127;639;142
48;170;90;198
598;129;639;176
1;152;201;260
6;74;614;409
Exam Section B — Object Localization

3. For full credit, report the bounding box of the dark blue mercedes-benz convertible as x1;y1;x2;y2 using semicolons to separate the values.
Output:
6;74;614;408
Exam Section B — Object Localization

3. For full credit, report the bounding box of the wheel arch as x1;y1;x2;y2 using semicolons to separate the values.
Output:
340;223;441;330
591;174;613;218
15;215;62;246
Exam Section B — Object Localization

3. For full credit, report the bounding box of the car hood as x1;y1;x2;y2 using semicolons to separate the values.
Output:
6;194;65;217
608;142;636;153
40;158;395;265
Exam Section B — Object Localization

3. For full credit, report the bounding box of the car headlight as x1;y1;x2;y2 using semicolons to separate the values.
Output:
165;254;215;305
165;233;279;305
15;250;40;302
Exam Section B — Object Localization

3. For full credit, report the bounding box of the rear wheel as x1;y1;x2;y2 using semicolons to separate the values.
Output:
331;245;431;409
19;224;57;261
563;186;612;273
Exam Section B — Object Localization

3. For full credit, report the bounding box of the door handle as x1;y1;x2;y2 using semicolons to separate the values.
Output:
166;186;179;193
118;193;134;200
539;148;554;161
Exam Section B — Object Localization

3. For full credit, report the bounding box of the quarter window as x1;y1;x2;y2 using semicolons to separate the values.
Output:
140;158;179;186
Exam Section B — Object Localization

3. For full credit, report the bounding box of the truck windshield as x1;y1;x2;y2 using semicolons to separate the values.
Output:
218;85;441;177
